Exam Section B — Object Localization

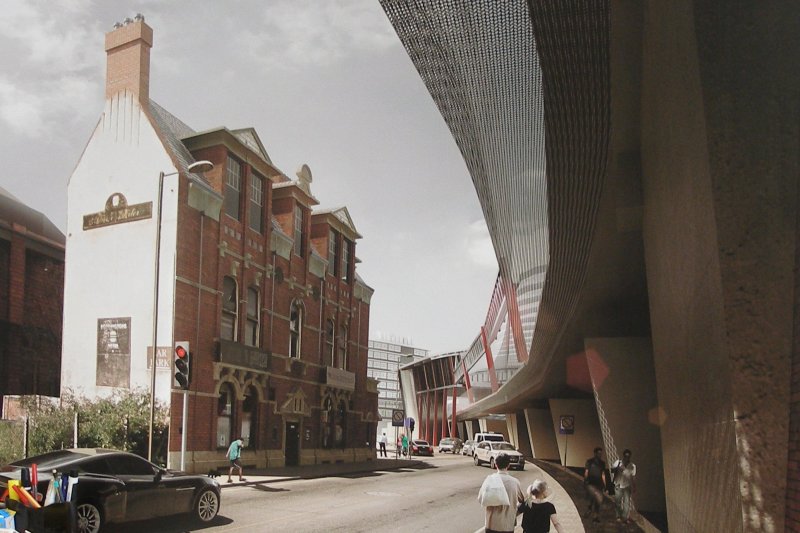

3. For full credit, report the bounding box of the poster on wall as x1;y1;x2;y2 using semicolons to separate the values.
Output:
96;317;131;388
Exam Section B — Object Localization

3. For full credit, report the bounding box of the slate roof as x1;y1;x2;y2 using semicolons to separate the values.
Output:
148;100;208;184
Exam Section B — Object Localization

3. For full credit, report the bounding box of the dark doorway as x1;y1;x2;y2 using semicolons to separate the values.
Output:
285;422;300;466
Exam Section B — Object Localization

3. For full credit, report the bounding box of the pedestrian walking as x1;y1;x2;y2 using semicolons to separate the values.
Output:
477;453;525;533
611;449;637;524
379;432;388;457
517;479;565;533
583;447;607;523
226;436;246;483
401;434;409;457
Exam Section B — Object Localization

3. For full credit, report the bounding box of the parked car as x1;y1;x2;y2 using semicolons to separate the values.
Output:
410;439;434;456
461;439;476;456
473;441;525;470
2;449;221;533
437;437;463;454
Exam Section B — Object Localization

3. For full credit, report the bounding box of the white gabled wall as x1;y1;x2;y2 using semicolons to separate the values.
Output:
62;90;179;408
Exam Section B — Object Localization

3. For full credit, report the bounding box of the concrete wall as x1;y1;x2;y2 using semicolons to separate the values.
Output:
524;407;560;461
640;1;798;531
548;398;603;468
585;337;664;512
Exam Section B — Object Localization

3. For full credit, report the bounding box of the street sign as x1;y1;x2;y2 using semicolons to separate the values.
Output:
392;409;405;427
559;415;575;435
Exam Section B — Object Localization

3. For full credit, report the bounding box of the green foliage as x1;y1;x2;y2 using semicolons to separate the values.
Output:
2;389;169;466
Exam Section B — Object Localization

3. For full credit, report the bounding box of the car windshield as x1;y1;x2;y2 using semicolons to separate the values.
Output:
440;439;453;444
492;443;516;451
413;440;429;445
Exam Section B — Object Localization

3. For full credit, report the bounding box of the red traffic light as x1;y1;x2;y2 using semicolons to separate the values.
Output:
175;345;188;359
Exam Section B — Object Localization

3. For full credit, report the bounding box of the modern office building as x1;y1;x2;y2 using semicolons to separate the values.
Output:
61;16;376;471
367;339;427;441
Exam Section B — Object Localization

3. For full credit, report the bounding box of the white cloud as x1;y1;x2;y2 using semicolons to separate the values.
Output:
466;219;497;269
0;0;103;137
236;0;397;70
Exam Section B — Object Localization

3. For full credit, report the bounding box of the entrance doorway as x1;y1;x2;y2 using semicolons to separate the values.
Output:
285;422;300;466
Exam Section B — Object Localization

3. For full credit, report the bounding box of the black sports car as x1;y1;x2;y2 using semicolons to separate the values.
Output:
1;448;221;533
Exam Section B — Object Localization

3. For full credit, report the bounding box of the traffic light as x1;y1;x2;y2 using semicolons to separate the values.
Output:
409;418;415;433
174;341;190;390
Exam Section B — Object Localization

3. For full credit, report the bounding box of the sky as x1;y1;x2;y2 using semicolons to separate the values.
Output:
0;0;499;354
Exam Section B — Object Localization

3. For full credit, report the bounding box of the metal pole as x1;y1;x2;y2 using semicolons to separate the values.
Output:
180;390;188;471
73;412;78;448
148;171;165;462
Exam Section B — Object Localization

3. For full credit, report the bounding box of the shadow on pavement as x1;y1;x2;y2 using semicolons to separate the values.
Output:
114;514;233;533
251;484;290;493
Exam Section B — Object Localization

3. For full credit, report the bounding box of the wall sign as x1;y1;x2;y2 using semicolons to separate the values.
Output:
96;317;131;388
83;193;152;230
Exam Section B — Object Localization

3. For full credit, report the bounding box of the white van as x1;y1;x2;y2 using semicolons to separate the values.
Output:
474;432;505;444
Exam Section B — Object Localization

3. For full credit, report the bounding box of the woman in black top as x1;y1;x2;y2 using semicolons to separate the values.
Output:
517;480;565;533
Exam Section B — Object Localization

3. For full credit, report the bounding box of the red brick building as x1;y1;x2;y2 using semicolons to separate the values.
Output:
0;186;65;412
61;16;375;471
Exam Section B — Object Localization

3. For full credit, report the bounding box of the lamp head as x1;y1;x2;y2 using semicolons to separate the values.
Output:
187;160;214;173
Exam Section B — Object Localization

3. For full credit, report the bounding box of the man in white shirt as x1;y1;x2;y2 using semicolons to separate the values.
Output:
477;453;525;533
611;448;637;524
379;432;388;457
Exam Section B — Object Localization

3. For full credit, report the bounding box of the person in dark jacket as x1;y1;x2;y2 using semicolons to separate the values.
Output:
517;479;565;533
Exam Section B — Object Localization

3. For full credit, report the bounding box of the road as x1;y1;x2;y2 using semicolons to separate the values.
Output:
115;452;546;533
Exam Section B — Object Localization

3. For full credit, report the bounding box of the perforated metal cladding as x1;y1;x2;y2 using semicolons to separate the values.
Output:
382;1;609;388
382;0;547;368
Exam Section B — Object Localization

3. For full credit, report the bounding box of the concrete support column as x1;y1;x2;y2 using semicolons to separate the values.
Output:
524;407;559;461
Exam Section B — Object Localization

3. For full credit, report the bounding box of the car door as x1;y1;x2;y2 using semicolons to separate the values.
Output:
105;455;164;521
476;442;489;463
158;469;198;515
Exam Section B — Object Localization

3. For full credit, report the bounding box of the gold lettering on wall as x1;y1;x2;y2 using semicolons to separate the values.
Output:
83;193;153;230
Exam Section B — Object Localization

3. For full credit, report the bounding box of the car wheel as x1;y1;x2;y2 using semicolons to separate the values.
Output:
489;457;496;470
474;454;481;466
76;502;103;533
194;488;220;523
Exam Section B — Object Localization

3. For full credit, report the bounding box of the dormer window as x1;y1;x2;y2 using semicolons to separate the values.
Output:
341;238;352;283
328;229;339;276
249;173;264;233
224;156;242;221
294;205;304;257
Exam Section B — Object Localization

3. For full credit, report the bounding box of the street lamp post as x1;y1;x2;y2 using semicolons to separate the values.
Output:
148;160;214;463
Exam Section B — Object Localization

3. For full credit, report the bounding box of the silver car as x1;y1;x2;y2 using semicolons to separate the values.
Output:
473;441;525;471
461;439;476;456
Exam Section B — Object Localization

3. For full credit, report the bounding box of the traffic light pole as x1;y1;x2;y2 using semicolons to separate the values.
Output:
180;389;188;471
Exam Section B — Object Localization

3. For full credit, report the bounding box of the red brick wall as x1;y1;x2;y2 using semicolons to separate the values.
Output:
168;145;372;459
0;240;9;321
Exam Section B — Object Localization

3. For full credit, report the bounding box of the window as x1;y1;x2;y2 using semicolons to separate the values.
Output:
325;319;335;367
249;173;264;233
224;156;242;220
245;287;259;346
221;276;238;341
289;300;303;358
241;386;258;448
341;239;351;282
293;205;304;257
337;325;347;370
328;230;339;276
217;383;235;448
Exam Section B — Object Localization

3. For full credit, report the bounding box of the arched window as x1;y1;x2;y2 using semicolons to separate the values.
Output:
325;319;335;367
334;399;347;448
217;383;235;448
245;286;259;347
289;301;303;358
241;386;258;448
322;397;333;449
337;325;348;370
221;276;238;341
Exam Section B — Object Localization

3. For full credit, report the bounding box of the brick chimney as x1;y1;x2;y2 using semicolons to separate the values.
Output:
104;14;153;102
